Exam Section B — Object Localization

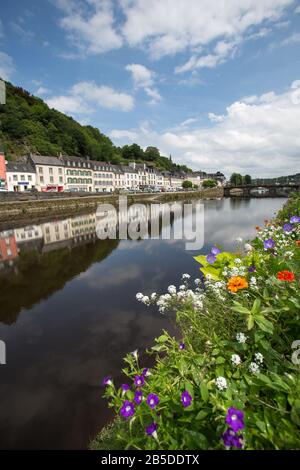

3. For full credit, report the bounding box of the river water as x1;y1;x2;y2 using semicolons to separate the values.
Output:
0;197;285;449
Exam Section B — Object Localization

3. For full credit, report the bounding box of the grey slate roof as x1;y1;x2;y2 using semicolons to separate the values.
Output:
30;154;62;166
6;162;35;173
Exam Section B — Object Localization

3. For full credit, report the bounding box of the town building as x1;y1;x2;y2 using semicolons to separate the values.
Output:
29;154;64;192
6;162;36;192
92;161;115;193
0;147;6;190
60;155;93;192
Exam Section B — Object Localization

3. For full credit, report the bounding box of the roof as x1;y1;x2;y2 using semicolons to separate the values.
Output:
6;162;35;173
30;154;63;167
120;165;137;174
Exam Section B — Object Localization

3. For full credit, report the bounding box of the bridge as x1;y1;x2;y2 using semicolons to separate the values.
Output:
223;183;300;197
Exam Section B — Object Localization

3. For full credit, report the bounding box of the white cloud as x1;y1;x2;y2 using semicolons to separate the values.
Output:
46;94;92;114
281;32;300;45
126;63;162;104
0;52;15;80
46;81;134;115
72;81;134;111
112;81;300;177
109;129;139;141
295;5;300;13
121;0;293;66
36;87;51;96
208;112;225;123
56;0;122;55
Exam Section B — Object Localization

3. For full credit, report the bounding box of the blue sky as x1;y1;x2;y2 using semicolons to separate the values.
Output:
0;0;300;176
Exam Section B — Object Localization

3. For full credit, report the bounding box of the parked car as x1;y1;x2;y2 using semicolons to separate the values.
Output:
0;187;8;192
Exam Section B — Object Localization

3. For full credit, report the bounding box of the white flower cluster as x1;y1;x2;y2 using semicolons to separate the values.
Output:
249;362;260;374
205;278;226;300
231;354;242;366
236;332;247;343
254;352;264;364
216;376;227;390
136;274;205;313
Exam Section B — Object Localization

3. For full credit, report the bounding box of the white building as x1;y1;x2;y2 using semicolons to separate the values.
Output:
6;162;36;192
61;155;93;192
93;161;115;193
29;154;64;192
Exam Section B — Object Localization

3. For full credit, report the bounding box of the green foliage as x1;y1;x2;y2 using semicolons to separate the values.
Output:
230;173;243;185
182;180;193;189
202;179;217;188
93;194;300;450
0;81;192;174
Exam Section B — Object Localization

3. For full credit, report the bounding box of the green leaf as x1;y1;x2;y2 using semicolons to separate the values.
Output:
200;382;209;402
255;315;274;334
247;314;255;330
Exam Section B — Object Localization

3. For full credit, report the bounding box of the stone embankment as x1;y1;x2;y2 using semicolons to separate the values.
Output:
0;187;223;224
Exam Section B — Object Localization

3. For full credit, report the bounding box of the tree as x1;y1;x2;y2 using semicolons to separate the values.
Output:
202;179;217;188
230;173;243;186
182;180;193;189
121;143;144;161
145;146;160;161
244;174;252;185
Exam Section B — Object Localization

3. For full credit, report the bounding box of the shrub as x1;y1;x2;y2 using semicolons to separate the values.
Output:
93;194;300;450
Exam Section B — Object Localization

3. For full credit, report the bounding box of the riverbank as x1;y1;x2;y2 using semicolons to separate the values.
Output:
91;193;300;450
0;187;223;225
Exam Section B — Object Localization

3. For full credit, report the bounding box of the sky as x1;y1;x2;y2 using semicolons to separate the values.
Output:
0;0;300;177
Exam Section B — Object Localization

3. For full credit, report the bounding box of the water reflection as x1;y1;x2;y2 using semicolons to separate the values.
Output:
0;197;285;449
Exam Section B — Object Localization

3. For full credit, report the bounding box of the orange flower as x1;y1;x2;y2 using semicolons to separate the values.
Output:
277;271;295;282
296;240;300;247
255;226;260;231
227;276;249;293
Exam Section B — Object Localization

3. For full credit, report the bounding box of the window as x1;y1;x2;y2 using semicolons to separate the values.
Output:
50;176;54;183
7;248;12;257
49;168;53;175
13;175;17;181
28;175;32;181
40;176;44;183
39;167;43;174
59;168;62;175
21;175;25;181
59;177;63;183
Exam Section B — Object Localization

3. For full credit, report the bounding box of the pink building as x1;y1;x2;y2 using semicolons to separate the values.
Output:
0;149;6;188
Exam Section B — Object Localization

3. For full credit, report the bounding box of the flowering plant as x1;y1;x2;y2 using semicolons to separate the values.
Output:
92;194;300;451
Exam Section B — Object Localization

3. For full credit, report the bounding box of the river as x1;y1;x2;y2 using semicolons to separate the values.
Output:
0;197;285;449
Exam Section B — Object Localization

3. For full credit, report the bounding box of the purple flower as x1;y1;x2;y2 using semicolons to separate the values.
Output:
222;428;243;449
142;368;150;377
134;390;143;405
290;216;300;224
121;384;130;392
211;246;221;256
146;422;158;436
181;390;192;408
264;238;275;250
102;376;112;386
179;342;185;350
225;407;245;433
206;253;217;264
248;265;256;273
147;393;159;409
120;400;135;419
283;223;293;233
134;375;145;387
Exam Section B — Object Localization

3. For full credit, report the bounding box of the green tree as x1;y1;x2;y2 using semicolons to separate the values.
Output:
230;173;243;186
182;180;193;189
145;146;160;161
202;179;217;188
244;174;252;185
